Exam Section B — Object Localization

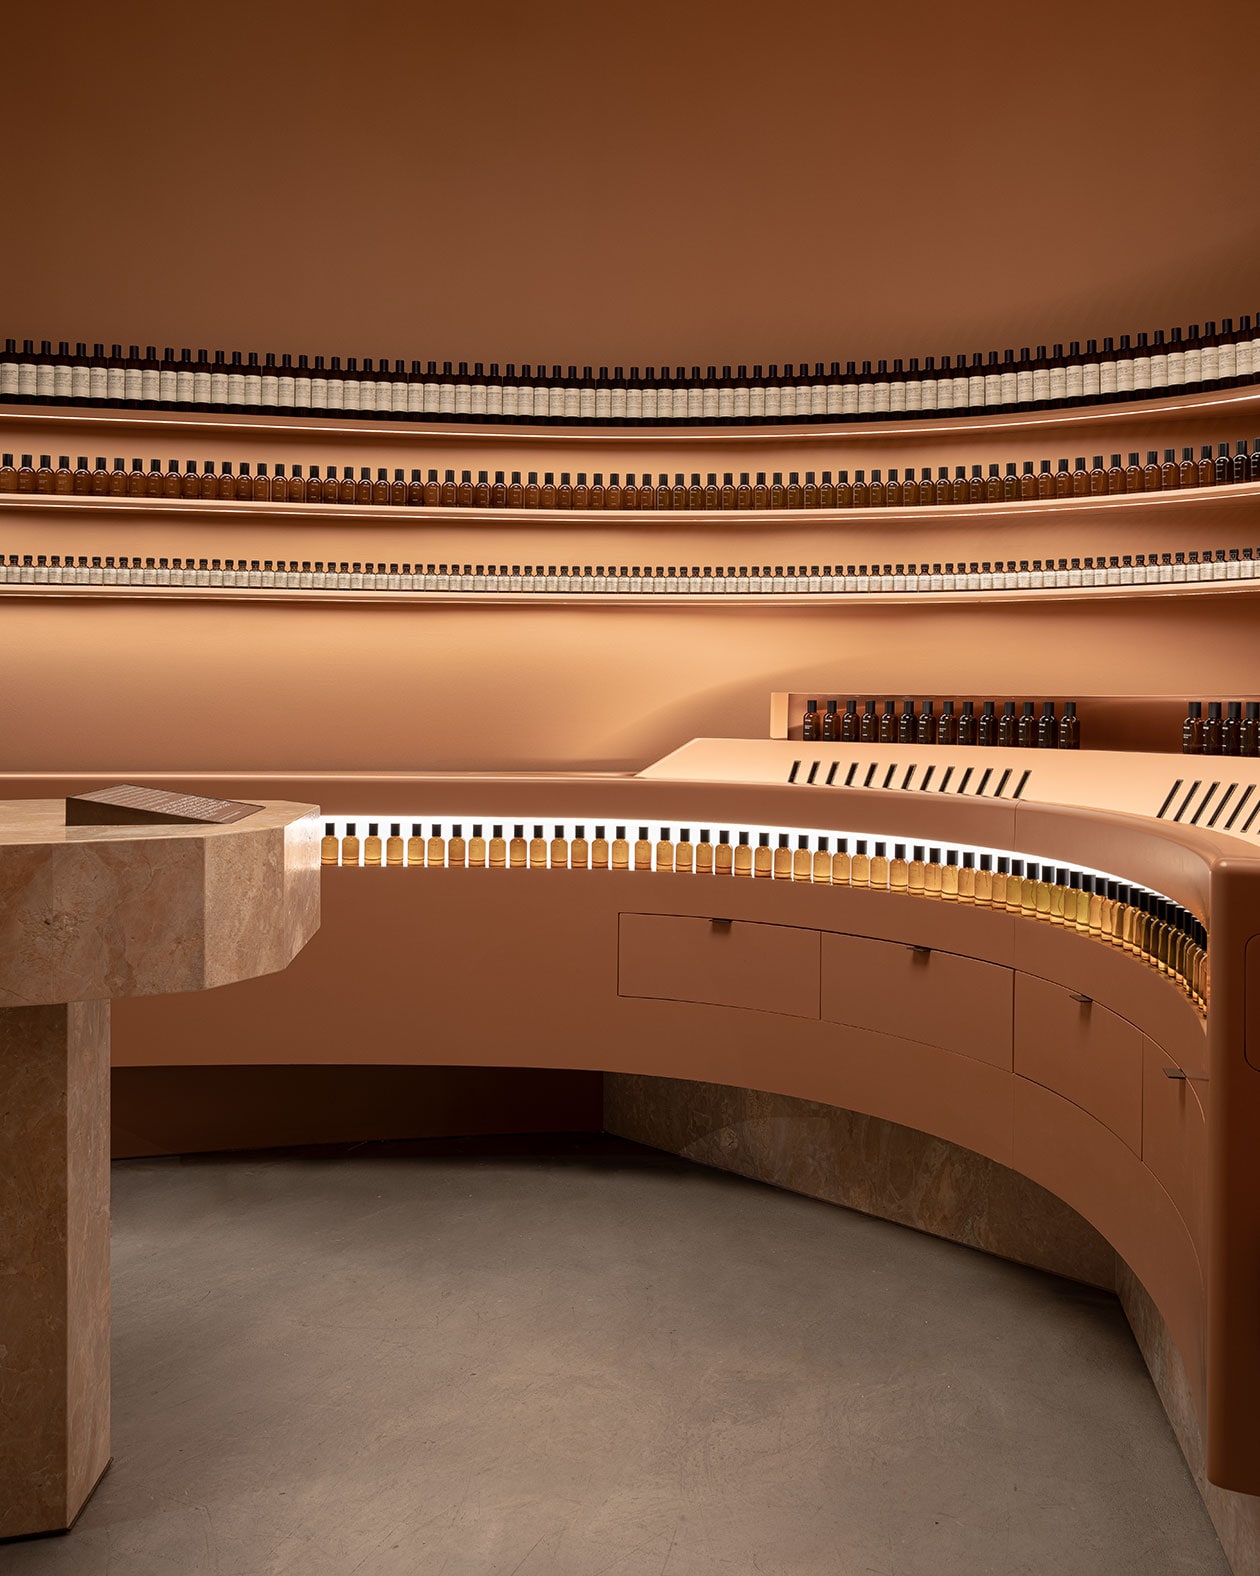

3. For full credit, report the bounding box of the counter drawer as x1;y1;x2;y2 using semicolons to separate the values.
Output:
618;913;820;1018
1143;1037;1207;1251
820;933;1012;1069
1014;974;1142;1153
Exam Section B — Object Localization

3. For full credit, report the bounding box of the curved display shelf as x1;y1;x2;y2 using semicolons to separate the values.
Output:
4;319;1259;428
19;752;1251;1500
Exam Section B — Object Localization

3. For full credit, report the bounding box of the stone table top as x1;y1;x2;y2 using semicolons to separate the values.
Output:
0;797;320;1006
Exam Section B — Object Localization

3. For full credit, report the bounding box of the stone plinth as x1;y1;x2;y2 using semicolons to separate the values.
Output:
0;799;319;1539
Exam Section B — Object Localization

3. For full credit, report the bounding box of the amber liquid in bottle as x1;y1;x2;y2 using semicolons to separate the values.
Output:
792;835;812;881
570;825;589;869
448;825;467;867
753;833;774;878
610;825;630;870
407;822;426;866
674;830;694;873
941;851;960;901
957;852;976;903
508;825;528;868
773;834;793;879
868;841;889;889
811;835;832;884
551;824;570;868
734;832;754;877
973;854;993;907
467;824;487;867
320;820;339;865
528;825;548;866
802;699;821;741
340;821;360;866
715;829;734;875
850;839;870;887
695;829;714;874
633;827;653;870
487;824;506;869
655;828;675;873
363;822;383;867
427;824;447;867
590;825;610;869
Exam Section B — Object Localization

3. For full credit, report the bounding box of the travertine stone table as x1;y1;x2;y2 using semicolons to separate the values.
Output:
0;799;320;1540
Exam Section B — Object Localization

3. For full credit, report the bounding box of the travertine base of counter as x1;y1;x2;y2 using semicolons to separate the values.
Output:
0;1002;110;1540
1118;1262;1260;1576
603;1074;1114;1287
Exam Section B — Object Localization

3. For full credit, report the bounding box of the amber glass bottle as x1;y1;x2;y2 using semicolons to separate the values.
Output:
772;834;793;879
734;832;754;877
611;826;630;870
589;825;610;869
320;821;339;865
802;699;821;741
812;835;832;884
998;700;1017;747
916;700;936;745
831;837;851;886
695;829;714;874
879;700;896;743
715;829;734;875
792;834;812;881
869;841;889;889
937;700;958;745
898;699;916;744
821;699;840;741
551;824;571;868
340;821;360;866
1037;702;1058;748
1058;701;1080;749
1016;701;1036;749
850;839;870;887
467;824;487;868
363;823;383;867
859;699;878;742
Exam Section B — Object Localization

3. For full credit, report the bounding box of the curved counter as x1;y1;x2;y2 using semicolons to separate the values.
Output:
10;745;1256;1503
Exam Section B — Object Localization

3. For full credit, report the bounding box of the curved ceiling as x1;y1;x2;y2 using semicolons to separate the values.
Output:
7;0;1259;370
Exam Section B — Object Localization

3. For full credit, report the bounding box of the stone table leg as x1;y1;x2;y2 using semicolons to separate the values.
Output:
0;1001;111;1539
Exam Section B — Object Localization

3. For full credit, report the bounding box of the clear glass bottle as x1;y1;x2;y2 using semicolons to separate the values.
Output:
320;821;339;865
340;821;361;866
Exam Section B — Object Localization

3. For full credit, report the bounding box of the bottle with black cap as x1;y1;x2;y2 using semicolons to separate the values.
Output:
361;822;383;867
1058;701;1080;749
898;698;916;744
802;698;821;741
792;833;813;881
869;841;890;889
879;699;897;743
1241;702;1260;757
998;700;1017;747
860;699;879;743
1223;700;1243;756
320;821;339;866
821;698;840;741
977;699;997;747
811;834;832;884
937;699;958;745
1036;701;1058;748
340;821;360;866
916;699;936;745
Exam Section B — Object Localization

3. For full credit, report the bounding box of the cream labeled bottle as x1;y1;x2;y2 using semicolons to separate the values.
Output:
363;822;383;867
508;825;528;868
528;825;548;867
715;829;734;875
340;822;361;866
590;826;610;869
321;821;339;866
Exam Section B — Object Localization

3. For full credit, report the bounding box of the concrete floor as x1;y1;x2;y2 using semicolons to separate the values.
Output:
8;1135;1227;1576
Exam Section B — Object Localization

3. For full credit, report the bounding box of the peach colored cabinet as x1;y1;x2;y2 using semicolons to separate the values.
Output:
1014;973;1143;1154
820;933;1012;1069
1143;1036;1207;1253
617;913;820;1018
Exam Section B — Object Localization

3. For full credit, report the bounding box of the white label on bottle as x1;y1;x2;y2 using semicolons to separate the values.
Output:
1081;363;1100;398
763;384;780;418
159;369;177;401
308;376;326;408
512;383;530;417
595;387;611;420
685;386;701;419
328;377;346;408
70;363;90;399
1201;345;1219;382
1166;350;1185;385
811;383;826;414
343;378;363;410
419;379;436;412
209;371;227;403
626;386;642;420
438;382;455;413
35;363;54;396
984;373;1002;406
999;372;1017;404
1217;343;1235;380
1;359;19;395
967;374;985;407
1235;341;1253;379
225;371;244;404
748;386;764;418
499;382;516;417
703;386;720;419
1184;348;1201;384
824;383;842;414
890;380;907;411
453;382;471;414
123;367;141;401
51;361;71;398
578;386;595;420
1131;356;1150;390
1115;357;1133;392
17;360;36;395
392;380;408;412
243;373;262;405
857;384;873;414
472;382;489;416
192;369;211;402
1098;360;1116;394
260;374;278;405
902;379;919;411
873;379;890;412
562;386;578;418
1045;365;1064;402
485;383;503;416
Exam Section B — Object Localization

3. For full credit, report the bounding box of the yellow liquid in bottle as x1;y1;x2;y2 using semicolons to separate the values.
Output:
427;835;446;869
941;862;959;901
715;840;734;874
528;833;548;867
656;838;675;872
753;842;774;878
406;828;425;866
675;840;694;873
973;868;991;906
957;864;975;903
508;832;527;868
320;831;339;866
385;832;405;867
340;831;360;866
734;840;754;877
489;833;507;869
695;840;714;874
550;837;569;868
570;835;589;868
467;833;487;868
812;847;832;884
447;833;466;867
590;835;610;869
633;835;653;870
832;847;852;886
611;836;630;871
793;846;812;881
889;855;908;893
363;831;383;867
868;852;889;889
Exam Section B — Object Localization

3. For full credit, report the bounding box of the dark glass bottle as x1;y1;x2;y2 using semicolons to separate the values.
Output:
1016;700;1036;748
916;700;936;744
1241;701;1260;757
1038;701;1059;748
1205;701;1223;754
821;698;839;741
978;699;997;747
802;699;820;741
998;700;1017;747
879;699;896;742
937;699;958;744
1058;701;1080;749
1223;700;1243;756
859;699;878;742
957;700;976;745
897;699;915;743
841;698;859;742
1182;700;1204;754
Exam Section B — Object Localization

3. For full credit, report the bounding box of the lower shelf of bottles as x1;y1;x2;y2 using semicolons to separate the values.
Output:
320;817;1207;1015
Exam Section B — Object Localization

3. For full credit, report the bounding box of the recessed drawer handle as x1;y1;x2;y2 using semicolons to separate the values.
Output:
1069;992;1093;1005
907;945;931;957
1163;1067;1188;1080
710;917;733;929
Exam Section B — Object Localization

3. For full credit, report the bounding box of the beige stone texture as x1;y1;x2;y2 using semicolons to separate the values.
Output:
0;800;320;1006
604;1072;1115;1286
0;1002;110;1539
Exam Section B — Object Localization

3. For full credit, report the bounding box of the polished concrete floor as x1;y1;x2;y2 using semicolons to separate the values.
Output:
10;1135;1227;1576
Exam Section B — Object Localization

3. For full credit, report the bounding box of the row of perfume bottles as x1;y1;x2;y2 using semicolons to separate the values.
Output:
322;822;1206;1011
1182;702;1260;756
804;698;1080;749
4;321;1259;423
6;448;1259;509
6;552;1257;594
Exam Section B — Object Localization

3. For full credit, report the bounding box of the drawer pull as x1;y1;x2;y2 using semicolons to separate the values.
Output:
1069;992;1093;1005
710;917;733;929
908;945;931;957
1163;1066;1188;1080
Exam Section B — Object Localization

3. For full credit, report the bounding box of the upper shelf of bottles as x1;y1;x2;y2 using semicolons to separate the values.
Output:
5;317;1260;428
